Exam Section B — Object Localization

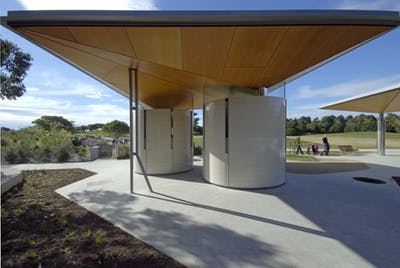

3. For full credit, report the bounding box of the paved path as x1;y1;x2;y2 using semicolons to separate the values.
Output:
3;156;400;267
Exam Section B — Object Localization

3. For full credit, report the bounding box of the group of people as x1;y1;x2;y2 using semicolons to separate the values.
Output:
295;135;330;156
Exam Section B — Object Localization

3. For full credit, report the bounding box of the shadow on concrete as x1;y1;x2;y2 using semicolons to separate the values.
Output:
151;165;205;184
67;190;292;267
257;163;400;267
149;162;400;267
67;160;400;267
286;161;369;174
135;191;331;239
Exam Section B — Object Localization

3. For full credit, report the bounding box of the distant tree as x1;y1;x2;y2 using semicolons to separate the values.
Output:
344;115;355;132
103;120;129;137
366;115;377;131
358;114;376;131
193;112;203;135
296;116;311;134
1;38;33;100
286;118;298;135
88;123;104;131
329;115;346;133
32;115;75;132
306;121;320;133
319;115;335;133
385;113;400;133
74;125;88;133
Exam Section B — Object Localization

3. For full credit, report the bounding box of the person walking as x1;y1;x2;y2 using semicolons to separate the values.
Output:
321;135;330;156
296;136;304;155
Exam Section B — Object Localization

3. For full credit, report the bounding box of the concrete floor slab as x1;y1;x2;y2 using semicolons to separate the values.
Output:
4;156;400;267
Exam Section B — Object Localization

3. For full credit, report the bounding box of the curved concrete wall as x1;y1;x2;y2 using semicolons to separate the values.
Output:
134;109;193;175
204;96;286;188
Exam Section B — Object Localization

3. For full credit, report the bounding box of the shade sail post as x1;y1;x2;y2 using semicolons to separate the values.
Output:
377;112;385;156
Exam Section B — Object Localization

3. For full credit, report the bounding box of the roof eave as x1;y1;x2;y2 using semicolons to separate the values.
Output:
2;10;400;27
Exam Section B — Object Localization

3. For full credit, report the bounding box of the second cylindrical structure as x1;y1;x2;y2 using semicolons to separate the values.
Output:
203;96;286;189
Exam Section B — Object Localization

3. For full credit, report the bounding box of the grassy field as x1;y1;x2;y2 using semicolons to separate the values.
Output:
289;132;400;149
193;135;203;148
286;155;319;162
195;132;400;150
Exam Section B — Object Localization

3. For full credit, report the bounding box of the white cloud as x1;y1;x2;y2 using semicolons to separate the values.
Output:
294;103;322;110
29;71;112;99
336;0;400;10
33;83;112;99
1;96;73;129
296;74;400;99
27;87;40;92
17;0;158;10
287;109;364;120
1;94;129;129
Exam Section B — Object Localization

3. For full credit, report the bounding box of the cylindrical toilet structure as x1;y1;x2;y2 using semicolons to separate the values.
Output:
134;109;193;175
203;96;286;188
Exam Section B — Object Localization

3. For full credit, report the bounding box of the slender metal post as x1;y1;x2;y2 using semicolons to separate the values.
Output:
377;112;385;156
134;69;139;168
129;68;134;193
284;83;287;182
128;68;152;193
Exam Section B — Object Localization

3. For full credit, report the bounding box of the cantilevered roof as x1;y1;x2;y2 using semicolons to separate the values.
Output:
320;83;400;113
1;10;399;109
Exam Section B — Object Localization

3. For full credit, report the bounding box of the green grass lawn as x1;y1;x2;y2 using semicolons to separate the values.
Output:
195;131;400;152
193;135;203;147
286;154;319;162
194;133;396;162
289;131;400;149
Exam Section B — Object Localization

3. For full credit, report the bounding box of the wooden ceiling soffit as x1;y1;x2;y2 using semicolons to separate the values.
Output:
22;30;118;79
16;23;395;109
138;72;193;109
221;67;264;87
67;26;136;57
20;28;135;67
20;28;199;108
182;27;235;80
21;26;76;41
225;26;288;68
126;27;183;69
256;25;392;87
137;60;205;92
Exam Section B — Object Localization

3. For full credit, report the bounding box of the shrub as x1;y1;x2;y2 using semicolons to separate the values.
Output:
117;144;130;159
75;146;90;158
4;149;18;164
1;126;75;164
55;145;70;162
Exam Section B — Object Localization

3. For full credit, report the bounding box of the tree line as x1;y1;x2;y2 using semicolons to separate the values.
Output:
30;115;129;137
286;113;400;135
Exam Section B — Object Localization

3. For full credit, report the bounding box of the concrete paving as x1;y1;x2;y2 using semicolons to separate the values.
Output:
3;155;400;267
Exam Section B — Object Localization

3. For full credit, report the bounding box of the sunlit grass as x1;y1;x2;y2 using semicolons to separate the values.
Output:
289;131;400;149
286;154;319;162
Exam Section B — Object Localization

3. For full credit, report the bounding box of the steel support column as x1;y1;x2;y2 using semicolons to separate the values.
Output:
129;68;139;193
377;112;385;156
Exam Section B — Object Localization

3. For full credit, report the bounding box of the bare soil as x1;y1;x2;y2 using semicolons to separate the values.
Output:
1;169;184;268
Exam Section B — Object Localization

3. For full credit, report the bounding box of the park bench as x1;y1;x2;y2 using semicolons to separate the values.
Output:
338;145;359;155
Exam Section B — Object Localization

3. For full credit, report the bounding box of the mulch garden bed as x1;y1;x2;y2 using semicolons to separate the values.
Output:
1;168;184;268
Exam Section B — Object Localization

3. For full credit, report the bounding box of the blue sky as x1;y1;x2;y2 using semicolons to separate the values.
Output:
1;0;399;129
